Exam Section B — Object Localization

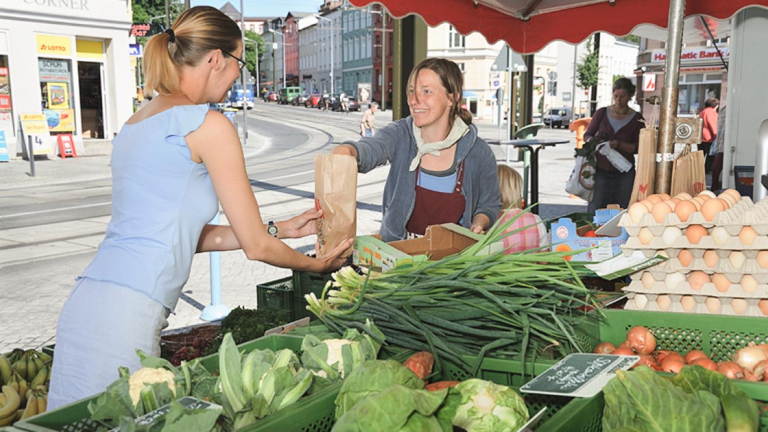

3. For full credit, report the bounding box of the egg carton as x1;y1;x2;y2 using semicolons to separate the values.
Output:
622;279;768;299
624;292;765;316
619;196;754;236
624;247;766;260
622;232;768;253
628;258;768;281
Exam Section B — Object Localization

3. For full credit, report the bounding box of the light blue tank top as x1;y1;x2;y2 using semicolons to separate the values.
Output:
80;104;218;311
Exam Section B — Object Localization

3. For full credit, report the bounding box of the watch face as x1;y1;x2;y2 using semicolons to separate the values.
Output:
268;224;278;236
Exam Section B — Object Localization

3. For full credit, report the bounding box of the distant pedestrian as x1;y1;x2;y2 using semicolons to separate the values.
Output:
47;6;351;411
360;102;378;137
699;98;719;173
340;91;349;113
711;104;726;191
322;92;330;112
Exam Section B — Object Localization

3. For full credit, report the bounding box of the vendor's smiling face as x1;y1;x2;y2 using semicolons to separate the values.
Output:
407;69;454;129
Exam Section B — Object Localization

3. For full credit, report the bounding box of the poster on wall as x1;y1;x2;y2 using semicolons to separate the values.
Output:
357;83;371;104
47;83;70;109
44;108;75;132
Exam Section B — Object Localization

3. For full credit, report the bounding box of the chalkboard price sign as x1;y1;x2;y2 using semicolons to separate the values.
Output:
520;354;639;398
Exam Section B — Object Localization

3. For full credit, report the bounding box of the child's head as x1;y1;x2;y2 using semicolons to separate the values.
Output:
497;164;524;209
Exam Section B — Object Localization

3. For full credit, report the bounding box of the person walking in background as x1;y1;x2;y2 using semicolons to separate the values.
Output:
497;164;548;253
698;98;719;173
583;78;645;212
360;102;378;137
711;104;726;191
340;91;349;113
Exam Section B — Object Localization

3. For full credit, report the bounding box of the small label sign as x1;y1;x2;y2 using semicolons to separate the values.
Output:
520;354;638;398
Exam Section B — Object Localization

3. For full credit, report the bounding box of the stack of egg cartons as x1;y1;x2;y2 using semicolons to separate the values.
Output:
618;189;768;316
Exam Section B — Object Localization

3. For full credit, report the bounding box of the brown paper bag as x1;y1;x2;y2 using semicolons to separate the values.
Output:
314;154;357;257
630;128;657;204
671;144;706;197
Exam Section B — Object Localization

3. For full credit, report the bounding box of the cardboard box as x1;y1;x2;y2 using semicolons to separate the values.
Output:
550;211;629;262
353;223;504;271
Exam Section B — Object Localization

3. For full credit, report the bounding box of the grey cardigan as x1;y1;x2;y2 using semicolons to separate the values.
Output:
347;116;501;242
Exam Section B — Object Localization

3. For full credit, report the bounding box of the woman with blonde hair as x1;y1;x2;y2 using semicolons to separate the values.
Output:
497;164;548;253
47;6;351;409
333;58;500;240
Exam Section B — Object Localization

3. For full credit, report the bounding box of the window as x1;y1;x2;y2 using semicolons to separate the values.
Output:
457;62;465;72
0;55;13;138
366;34;371;58
448;26;465;48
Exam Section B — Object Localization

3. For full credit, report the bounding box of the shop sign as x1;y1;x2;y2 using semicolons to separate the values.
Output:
19;113;52;155
651;46;730;63
129;44;143;57
76;39;104;60
520;353;639;398
0;131;9;162
130;23;152;37
22;0;90;11
642;74;656;92
38;59;71;83
36;34;72;56
0;95;9;110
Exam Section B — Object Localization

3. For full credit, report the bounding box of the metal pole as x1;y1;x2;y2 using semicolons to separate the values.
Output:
240;0;247;143
165;0;170;29
571;44;577;121
283;34;286;91
272;34;277;91
655;0;686;194
200;209;232;321
27;136;35;177
330;19;334;95
381;10;387;111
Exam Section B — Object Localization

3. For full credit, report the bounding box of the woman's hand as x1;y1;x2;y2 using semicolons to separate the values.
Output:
470;214;491;234
315;238;355;272
609;140;619;149
278;209;322;239
332;144;358;157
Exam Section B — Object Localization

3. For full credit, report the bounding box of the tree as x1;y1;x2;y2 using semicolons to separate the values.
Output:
132;0;185;45
244;30;265;80
576;36;600;91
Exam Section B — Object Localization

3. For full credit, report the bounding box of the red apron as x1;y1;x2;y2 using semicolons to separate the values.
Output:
406;161;466;236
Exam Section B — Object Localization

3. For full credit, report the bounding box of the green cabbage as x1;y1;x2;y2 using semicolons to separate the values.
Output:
301;319;384;382
447;379;529;432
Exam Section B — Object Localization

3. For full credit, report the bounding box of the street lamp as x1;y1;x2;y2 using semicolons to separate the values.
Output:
313;14;334;95
268;29;286;91
369;7;390;111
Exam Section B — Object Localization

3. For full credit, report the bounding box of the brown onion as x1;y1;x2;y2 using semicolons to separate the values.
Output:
594;342;616;354
685;350;708;364
618;340;632;350
660;357;685;374
751;359;768;381
627;326;657;355
733;346;768;372
753;343;768;358
654;350;674;363
633;354;660;370
744;370;761;382
691;358;717;371
664;353;686;364
612;347;635;356
717;361;745;380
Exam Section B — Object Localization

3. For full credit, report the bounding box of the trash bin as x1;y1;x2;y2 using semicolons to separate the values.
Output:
734;165;754;198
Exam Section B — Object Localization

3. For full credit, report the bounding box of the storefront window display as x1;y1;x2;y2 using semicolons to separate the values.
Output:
678;73;722;116
0;56;13;138
38;58;76;133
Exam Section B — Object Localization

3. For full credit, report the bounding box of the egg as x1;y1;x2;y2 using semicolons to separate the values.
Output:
722;188;741;200
685;225;709;244
705;297;721;313
634;294;648;310
711;227;730;246
691;197;705;209
651;201;672;223
657;295;672;311
665;272;686;288
658;193;672;201
641;272;656;290
674;200;698;222
757;251;768;269
646;195;663;205
712;273;731;292
696;194;712;203
720;198;731;209
641;200;654;211
681;295;696;311
688;271;710;290
719;193;737;207
628;202;650;224
729;251;746;269
759;300;768;316
732;299;749;315
638;227;654;245
665;199;677;210
739;226;759;246
703;250;719;268
675;193;693;200
671;197;682;205
701;198;726;222
678;249;694;267
741;275;758;293
699;190;717;199
662;226;683;245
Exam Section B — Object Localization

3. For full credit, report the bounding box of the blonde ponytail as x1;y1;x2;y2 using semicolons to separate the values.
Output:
143;31;179;96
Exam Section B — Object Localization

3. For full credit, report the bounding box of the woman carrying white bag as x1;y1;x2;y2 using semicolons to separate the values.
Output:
581;78;645;212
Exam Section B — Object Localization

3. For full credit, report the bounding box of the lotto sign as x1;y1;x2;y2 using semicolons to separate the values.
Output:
643;74;656;92
20;114;52;155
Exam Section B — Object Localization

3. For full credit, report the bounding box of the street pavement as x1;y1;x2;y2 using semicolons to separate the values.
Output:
0;103;586;353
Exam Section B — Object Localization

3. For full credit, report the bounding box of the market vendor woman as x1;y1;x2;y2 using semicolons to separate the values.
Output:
47;7;351;410
332;58;501;241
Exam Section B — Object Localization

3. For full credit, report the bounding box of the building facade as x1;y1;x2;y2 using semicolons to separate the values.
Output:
260;17;284;91
315;8;342;95
298;17;320;94
0;0;134;156
371;4;393;108
341;2;373;101
285;12;313;88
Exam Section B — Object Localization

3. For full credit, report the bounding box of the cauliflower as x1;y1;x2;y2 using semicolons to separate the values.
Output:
323;339;354;378
128;367;176;405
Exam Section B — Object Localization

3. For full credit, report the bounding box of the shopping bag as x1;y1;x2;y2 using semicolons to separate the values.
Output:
670;144;706;197
629;128;657;204
314;154;358;257
565;155;596;201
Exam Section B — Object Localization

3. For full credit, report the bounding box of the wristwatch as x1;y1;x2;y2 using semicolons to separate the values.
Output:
267;221;279;238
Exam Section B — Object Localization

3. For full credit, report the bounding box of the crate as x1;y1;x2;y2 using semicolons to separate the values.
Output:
291;270;333;320
256;276;294;320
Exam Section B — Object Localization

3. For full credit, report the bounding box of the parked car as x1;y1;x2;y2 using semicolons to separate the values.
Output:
317;94;337;110
331;97;360;112
262;91;275;102
292;93;309;106
278;86;302;104
304;93;322;108
264;91;278;102
542;107;573;128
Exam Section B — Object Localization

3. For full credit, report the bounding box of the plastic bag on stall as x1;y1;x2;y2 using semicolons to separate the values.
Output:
565;155;596;201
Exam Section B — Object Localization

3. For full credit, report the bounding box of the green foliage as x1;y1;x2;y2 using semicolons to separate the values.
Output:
203;307;291;356
131;0;186;45
622;35;641;44
244;30;265;79
577;36;600;91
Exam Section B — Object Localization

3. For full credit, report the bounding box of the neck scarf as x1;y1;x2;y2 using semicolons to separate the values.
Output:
409;118;469;171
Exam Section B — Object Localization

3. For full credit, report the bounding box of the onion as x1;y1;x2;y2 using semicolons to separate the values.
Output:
733;346;768;372
654;350;674;363
744;370;761;382
664;353;686;364
752;343;768;358
717;361;745;380
618;340;631;350
750;360;768;381
594;342;616;354
633;354;660;370
627;326;657;355
685;350;708;364
691;358;717;371
660;357;685;374
612;347;635;356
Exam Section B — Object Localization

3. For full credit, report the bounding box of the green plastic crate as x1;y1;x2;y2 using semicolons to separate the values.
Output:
291;270;334;320
256;276;294;320
541;309;768;431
